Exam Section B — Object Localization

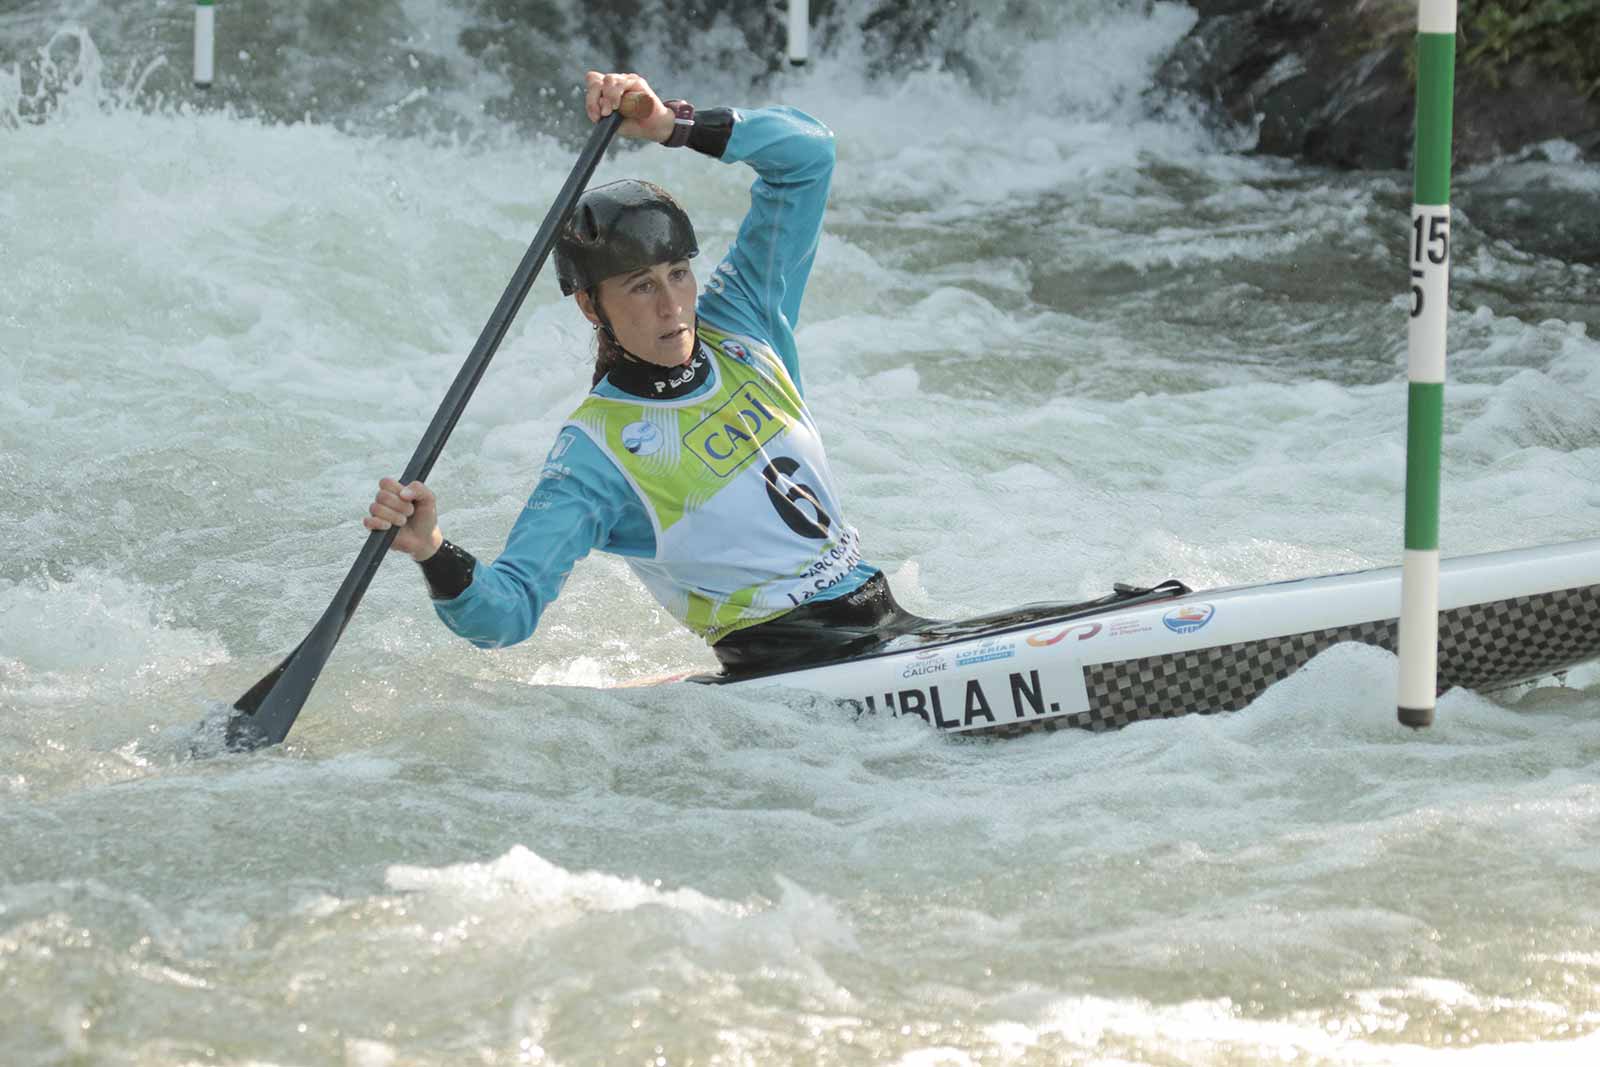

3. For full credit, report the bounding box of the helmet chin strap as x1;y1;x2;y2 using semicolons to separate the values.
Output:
590;289;649;366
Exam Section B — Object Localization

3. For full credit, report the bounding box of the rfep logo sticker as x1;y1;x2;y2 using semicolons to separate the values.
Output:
1162;604;1215;635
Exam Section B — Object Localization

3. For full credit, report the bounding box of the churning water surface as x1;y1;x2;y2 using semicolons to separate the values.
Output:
2;1;1599;1064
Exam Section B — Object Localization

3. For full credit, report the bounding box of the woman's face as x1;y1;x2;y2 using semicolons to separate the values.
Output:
578;260;697;367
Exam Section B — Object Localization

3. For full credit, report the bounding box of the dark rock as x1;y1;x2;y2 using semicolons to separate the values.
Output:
1156;0;1411;169
1158;0;1600;171
1453;59;1600;165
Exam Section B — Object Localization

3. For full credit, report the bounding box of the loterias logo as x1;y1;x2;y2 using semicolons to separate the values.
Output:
956;639;1015;667
1162;603;1215;634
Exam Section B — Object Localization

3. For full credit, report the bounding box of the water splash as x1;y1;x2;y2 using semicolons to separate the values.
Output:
1;24;166;125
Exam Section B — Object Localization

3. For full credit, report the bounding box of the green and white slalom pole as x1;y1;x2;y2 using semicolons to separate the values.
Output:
194;0;215;89
1398;0;1456;729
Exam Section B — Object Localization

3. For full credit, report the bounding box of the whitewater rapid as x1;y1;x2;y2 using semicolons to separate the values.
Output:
3;2;1598;1064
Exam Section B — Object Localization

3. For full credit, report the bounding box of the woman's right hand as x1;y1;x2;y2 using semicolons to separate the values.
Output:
584;71;675;143
364;477;443;561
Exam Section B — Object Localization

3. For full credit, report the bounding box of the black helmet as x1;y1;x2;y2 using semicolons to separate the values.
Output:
555;179;699;296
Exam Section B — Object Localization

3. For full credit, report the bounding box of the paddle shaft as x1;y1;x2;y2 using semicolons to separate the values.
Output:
227;95;648;751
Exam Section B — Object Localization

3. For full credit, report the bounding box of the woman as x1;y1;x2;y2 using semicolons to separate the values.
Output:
364;71;916;674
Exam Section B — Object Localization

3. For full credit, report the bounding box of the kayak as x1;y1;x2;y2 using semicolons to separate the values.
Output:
671;539;1600;735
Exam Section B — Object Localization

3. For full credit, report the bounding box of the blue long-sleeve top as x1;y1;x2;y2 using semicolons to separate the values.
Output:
432;105;877;649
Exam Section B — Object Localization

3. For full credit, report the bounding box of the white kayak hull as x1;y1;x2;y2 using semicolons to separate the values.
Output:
695;539;1600;736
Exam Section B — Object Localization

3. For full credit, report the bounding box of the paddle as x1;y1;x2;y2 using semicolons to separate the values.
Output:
223;93;649;752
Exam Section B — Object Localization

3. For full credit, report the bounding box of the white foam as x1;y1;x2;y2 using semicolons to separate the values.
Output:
385;844;738;918
985;993;1600;1064
0;570;226;695
342;1039;398;1067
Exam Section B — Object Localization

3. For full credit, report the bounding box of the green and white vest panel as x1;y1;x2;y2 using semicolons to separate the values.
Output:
564;325;864;643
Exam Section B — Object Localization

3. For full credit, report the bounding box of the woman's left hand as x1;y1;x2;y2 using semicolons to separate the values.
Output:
584;71;675;143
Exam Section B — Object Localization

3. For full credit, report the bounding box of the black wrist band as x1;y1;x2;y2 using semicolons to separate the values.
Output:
686;107;735;159
418;539;476;601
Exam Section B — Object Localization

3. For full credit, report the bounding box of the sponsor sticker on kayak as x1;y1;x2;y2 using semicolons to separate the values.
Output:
955;638;1016;667
1026;622;1102;647
1163;603;1215;635
900;649;949;679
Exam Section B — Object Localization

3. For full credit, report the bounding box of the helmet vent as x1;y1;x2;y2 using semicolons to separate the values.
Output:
577;205;599;244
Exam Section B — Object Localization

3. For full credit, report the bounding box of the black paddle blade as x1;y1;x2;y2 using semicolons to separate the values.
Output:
224;616;339;751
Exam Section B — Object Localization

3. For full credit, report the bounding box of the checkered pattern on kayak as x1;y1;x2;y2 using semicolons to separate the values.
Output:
977;583;1600;737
